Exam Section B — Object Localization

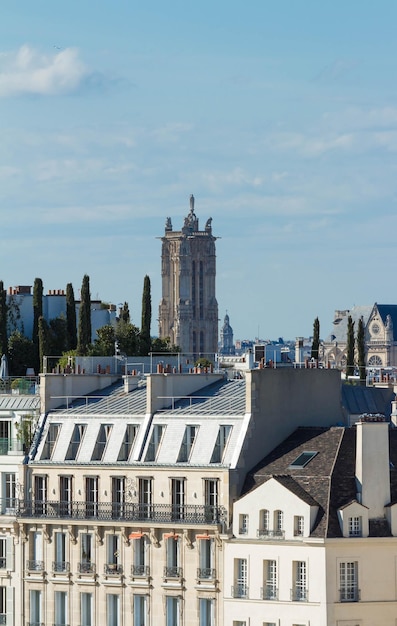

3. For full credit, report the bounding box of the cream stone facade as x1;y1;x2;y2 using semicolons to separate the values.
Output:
158;195;218;358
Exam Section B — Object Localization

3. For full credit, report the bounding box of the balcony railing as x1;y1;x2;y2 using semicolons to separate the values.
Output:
197;567;216;580
231;584;248;598
52;561;70;573
131;564;150;577
27;622;44;626
78;562;95;574
17;500;226;526
291;587;308;602
104;563;123;575
340;587;360;602
0;438;24;455
257;529;285;540
26;560;44;572
261;585;278;600
0;376;39;396
163;566;183;579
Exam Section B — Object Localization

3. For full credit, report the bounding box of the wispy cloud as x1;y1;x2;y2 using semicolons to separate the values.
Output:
0;45;89;97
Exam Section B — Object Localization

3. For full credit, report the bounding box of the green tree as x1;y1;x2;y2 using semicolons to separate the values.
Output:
38;316;49;373
48;316;68;355
77;274;92;355
116;320;139;355
346;315;355;378
357;316;366;385
140;275;151;356
66;283;77;350
119;302;130;323
0;281;7;357
311;317;320;361
150;336;180;354
32;277;43;372
91;325;116;356
8;331;35;376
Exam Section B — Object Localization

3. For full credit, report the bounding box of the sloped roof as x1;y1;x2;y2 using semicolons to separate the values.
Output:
341;384;394;417
0;395;40;412
53;380;147;416
325;305;373;343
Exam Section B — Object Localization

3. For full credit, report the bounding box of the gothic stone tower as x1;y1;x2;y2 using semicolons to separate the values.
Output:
159;195;218;357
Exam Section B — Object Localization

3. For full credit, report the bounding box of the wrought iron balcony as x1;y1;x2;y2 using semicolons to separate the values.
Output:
52;561;69;573
339;587;360;602
78;562;95;574
26;622;44;626
163;566;182;579
231;584;248;598
290;587;308;602
257;529;285;539
131;564;150;577
197;567;216;580
17;500;226;526
104;563;123;575
26;560;44;572
261;585;278;600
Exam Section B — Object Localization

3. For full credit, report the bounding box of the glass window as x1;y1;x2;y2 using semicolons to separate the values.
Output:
81;592;93;626
292;561;307;601
274;510;284;532
30;590;42;625
0;539;6;569
80;533;94;573
294;515;304;536
263;560;277;600
165;537;180;578
92;424;112;461
233;558;248;598
198;537;215;580
166;596;180;626
0;586;6;622
85;477;99;517
171;479;185;520
138;478;152;519
41;423;60;459
145;425;164;461
55;590;68;626
106;594;119;626
133;594;147;626
4;473;16;512
54;531;67;572
117;424;137;461
348;516;362;537
177;425;198;462
239;514;249;534
59;475;72;516
340;561;359;602
210;425;232;463
199;598;214;626
106;535;120;574
34;475;47;515
132;536;148;577
66;424;86;460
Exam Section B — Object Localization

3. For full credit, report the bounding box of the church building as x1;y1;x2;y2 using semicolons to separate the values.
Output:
158;195;218;358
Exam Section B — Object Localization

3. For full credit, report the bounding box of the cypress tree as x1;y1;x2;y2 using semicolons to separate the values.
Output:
357;316;366;385
120;302;130;324
140;275;152;356
0;281;7;357
346;315;355;378
311;317;320;361
77;274;92;355
38;316;49;373
66;283;77;350
32;277;43;373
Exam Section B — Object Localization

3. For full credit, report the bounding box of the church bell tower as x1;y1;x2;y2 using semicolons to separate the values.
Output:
158;195;218;358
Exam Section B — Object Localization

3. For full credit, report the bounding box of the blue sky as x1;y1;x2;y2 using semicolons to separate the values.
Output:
1;1;397;341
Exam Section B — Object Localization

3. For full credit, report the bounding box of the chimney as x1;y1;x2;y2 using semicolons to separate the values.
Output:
355;417;391;517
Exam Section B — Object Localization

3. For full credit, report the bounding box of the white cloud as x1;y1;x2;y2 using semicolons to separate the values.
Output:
0;45;89;97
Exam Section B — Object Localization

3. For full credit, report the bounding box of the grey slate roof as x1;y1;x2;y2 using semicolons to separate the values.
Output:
54;380;147;416
341;384;394;418
0;395;41;412
325;305;373;343
160;379;246;416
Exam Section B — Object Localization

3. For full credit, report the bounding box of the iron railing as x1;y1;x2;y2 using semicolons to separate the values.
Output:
52;561;69;573
291;587;308;601
26;560;44;572
163;566;182;579
339;587;360;602
131;564;150;577
16;500;226;526
257;529;285;539
231;585;248;598
197;567;216;580
104;563;123;575
77;562;95;574
261;585;278;600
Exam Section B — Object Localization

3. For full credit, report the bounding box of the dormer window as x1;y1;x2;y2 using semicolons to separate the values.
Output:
177;425;198;462
41;423;60;460
145;425;165;462
210;425;232;463
348;516;362;537
65;424;86;461
92;424;112;461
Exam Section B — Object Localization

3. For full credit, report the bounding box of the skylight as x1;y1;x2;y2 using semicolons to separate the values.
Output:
289;451;317;468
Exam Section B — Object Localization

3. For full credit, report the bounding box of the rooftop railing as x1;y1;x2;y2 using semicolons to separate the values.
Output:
0;376;39;395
